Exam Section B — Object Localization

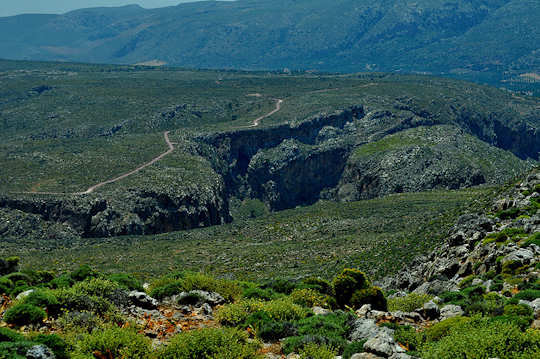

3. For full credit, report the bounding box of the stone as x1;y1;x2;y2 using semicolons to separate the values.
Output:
389;354;415;359
26;345;55;359
15;289;34;300
201;303;213;315
529;298;540;313
356;304;372;318
351;354;384;359
129;291;158;309
364;331;404;357
184;290;225;306
531;319;540;329
313;306;331;315
419;300;440;320
471;278;483;286
349;318;381;341
502;248;534;266
286;354;301;359
440;305;464;320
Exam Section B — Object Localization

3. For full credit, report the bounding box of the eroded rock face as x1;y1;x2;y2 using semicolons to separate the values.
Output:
379;170;540;296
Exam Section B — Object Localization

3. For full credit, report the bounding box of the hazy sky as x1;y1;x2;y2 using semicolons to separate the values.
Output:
0;0;203;17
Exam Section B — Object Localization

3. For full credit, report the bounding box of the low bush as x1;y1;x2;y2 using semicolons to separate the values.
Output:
32;334;68;359
0;277;13;294
0;327;25;342
48;274;74;289
290;288;328;308
332;268;371;309
3;272;32;286
4;303;46;326
107;273;143;291
394;325;423;351
70;265;97;282
504;304;533;317
72;326;151;359
342;341;366;359
299;343;338;359
301;277;334;296
520;232;540;248
54;287;114;316
242;286;281;301
157;327;260;359
420;317;540;359
510;289;540;303
388;293;433;312
150;280;183;300
350;286;387;311
22;289;59;312
0;341;36;359
261;278;298;295
258;320;298;341
71;278;120;298
181;272;242;302
424;316;471;343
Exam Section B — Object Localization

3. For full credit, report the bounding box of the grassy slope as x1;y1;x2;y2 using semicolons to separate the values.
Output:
7;187;494;281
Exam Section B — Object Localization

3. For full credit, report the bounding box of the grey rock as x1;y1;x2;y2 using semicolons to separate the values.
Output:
187;290;225;306
26;345;55;359
313;306;331;315
349;318;382;341
356;304;372;318
440;304;464;320
351;354;384;359
502;248;534;266
389;354;415;359
471;278;483;286
419;300;440;320
413;280;457;296
201;302;213;315
364;331;405;357
129;291;158;309
16;289;34;300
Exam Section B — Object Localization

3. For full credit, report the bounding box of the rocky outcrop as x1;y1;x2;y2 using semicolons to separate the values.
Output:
379;170;540;294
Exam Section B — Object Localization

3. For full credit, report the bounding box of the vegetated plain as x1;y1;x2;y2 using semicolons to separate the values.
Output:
0;59;538;283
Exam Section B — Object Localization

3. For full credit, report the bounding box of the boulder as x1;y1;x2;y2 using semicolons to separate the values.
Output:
26;345;55;359
128;291;158;309
364;331;405;357
418;300;440;320
502;248;534;266
351;354;384;359
440;305;464;320
313;306;331;315
15;289;34;300
184;290;225;306
349;318;382;341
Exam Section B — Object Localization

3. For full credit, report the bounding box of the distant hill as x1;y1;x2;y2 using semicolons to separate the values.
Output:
0;0;539;91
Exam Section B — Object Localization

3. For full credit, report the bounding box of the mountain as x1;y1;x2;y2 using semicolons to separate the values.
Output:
0;0;539;92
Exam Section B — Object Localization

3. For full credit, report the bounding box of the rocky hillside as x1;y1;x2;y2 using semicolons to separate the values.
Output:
0;0;539;92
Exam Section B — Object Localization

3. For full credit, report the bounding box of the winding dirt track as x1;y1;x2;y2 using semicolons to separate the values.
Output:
243;98;283;128
20;97;285;196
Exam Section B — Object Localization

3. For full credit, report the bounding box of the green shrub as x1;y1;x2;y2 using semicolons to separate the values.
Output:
150;280;183;300
502;260;525;275
0;277;13;294
302;277;334;296
424;316;471;342
178;292;205;306
48;274;74;289
290;288;328;308
283;335;343;355
32;334;68;359
342;341;366;359
0;327;25;342
24;270;55;285
215;299;266;326
22;289;60;316
504;304;533;317
181;272;242;302
0;256;19;276
299;343;338;359
3;272;32;285
54;287;114;316
216;298;307;327
261;278;298;295
71;278;120;298
332;268;371;309
420;317;540;359
73;326;151;359
496;207;522;220
70;265;97;282
242;286;280;301
394;325;423;351
157;327;260;359
350;286;387;311
10;284;32;297
511;289;540;302
107;273;143;291
4;303;46;326
521;232;540;248
388;293;433;312
459;275;476;288
258;320;298;341
0;341;36;359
